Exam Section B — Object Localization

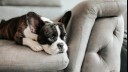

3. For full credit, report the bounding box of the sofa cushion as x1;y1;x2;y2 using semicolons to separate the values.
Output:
0;40;69;72
0;6;63;21
81;16;124;72
0;0;62;7
65;0;127;72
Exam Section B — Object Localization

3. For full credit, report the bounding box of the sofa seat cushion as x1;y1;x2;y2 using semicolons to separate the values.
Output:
0;0;62;7
0;40;69;72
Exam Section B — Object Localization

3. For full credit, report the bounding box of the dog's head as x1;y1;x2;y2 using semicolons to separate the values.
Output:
37;11;72;55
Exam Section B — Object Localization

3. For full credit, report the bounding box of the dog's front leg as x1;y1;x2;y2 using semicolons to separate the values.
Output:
23;38;43;51
14;32;43;51
23;26;38;41
24;31;38;41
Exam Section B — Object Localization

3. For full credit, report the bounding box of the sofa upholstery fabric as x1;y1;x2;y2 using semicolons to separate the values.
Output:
65;0;127;72
0;0;62;7
0;40;69;72
0;6;62;20
82;16;124;72
0;0;127;72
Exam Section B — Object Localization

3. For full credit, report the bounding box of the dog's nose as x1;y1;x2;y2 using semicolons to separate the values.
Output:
57;43;64;49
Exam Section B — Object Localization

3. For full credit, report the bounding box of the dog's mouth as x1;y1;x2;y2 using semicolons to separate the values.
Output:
42;43;68;55
59;51;64;53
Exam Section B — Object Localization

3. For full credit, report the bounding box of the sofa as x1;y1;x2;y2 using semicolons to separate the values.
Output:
0;0;127;72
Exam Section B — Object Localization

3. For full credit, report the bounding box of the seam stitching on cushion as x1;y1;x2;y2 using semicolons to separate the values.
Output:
114;17;120;40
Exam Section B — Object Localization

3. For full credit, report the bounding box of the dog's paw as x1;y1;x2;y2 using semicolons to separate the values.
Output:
23;38;43;52
30;42;43;52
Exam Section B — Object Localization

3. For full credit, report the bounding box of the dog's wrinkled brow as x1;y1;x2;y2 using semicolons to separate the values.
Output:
43;24;57;36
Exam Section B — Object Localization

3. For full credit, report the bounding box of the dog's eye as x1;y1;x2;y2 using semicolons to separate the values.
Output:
48;36;55;42
64;36;67;41
63;33;66;36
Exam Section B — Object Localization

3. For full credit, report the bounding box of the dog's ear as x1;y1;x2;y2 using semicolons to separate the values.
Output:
26;12;45;25
26;12;40;24
0;19;6;24
26;12;45;34
58;11;72;28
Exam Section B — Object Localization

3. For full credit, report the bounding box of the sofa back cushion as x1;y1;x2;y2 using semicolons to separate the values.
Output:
0;0;62;7
0;0;64;21
0;6;63;20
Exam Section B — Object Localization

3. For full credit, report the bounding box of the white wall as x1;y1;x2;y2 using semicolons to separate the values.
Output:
61;0;85;11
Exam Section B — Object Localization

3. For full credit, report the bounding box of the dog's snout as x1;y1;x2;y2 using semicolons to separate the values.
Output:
57;43;64;49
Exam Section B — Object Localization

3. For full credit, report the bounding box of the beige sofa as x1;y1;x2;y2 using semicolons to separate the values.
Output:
0;0;127;72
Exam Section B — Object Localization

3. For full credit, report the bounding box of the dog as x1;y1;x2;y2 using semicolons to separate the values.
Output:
0;11;72;55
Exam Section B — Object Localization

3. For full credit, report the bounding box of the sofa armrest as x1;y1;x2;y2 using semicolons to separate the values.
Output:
0;40;69;72
82;16;124;72
65;0;127;72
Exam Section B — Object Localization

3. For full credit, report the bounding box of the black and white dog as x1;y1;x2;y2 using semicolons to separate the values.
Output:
0;11;72;55
38;12;72;54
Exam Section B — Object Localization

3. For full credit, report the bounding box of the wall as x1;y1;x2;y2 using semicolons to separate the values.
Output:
61;0;85;11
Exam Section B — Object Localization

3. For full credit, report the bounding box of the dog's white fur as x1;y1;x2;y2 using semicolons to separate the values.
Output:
23;26;43;51
23;26;38;40
22;17;68;54
23;38;43;51
41;17;53;23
